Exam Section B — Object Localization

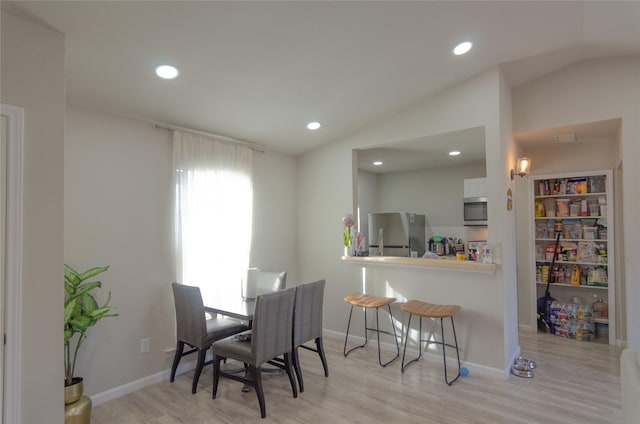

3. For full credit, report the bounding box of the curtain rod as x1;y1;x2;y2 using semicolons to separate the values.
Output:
154;122;265;153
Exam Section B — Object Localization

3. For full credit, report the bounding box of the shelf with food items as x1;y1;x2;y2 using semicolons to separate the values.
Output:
544;295;609;342
536;238;607;243
534;218;606;242
534;197;606;219
535;239;607;264
535;264;608;283
530;170;615;345
534;215;606;221
535;192;606;199
535;281;608;290
536;259;608;267
535;261;608;287
535;175;606;197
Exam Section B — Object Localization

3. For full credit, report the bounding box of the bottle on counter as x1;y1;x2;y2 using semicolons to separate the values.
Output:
481;244;493;264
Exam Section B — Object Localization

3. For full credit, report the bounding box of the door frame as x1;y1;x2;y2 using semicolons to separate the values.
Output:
1;104;24;424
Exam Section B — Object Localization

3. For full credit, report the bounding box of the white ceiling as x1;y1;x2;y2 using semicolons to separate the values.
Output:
357;126;486;173
514;118;622;149
4;1;640;155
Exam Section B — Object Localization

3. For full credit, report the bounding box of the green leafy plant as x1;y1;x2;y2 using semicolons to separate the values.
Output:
64;264;117;386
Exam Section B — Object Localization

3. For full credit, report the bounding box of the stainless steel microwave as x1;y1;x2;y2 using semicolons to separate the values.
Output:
463;197;488;226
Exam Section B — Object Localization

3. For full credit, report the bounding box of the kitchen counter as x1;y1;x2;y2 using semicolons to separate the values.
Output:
341;255;497;273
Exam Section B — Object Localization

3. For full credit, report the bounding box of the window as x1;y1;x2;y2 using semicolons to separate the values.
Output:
173;131;253;302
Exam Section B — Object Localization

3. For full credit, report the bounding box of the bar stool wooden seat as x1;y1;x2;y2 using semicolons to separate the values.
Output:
401;300;462;385
343;293;400;367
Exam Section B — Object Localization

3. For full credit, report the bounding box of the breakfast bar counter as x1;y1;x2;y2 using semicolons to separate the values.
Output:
341;255;497;274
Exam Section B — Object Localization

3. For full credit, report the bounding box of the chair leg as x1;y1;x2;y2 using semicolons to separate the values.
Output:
284;352;298;398
192;348;207;394
315;337;329;377
170;341;185;382
212;355;222;399
344;305;368;357
292;347;304;393
252;367;267;419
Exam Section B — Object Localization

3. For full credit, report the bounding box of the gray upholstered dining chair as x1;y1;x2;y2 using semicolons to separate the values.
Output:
170;282;249;394
212;288;297;419
291;279;328;392
256;270;286;293
242;269;286;300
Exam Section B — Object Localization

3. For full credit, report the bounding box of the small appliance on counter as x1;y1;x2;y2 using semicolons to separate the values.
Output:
428;236;464;256
428;236;446;256
449;237;465;256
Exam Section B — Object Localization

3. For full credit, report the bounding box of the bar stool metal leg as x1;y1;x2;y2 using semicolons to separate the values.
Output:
375;304;400;367
343;294;399;367
343;305;368;357
401;313;423;371
441;316;461;385
344;304;400;367
401;313;461;385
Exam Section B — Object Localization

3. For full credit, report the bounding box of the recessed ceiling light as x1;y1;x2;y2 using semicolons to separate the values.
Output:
449;150;461;156
155;65;179;79
373;161;383;166
307;121;321;130
453;41;472;56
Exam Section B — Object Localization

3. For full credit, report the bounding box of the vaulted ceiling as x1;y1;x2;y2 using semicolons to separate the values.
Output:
5;1;640;155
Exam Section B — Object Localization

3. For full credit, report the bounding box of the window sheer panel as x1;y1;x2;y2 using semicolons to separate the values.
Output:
173;131;253;301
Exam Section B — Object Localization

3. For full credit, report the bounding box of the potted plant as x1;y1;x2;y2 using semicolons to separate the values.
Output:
64;264;117;407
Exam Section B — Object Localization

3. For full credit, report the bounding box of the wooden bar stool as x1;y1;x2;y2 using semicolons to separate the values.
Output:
401;300;462;385
343;293;400;367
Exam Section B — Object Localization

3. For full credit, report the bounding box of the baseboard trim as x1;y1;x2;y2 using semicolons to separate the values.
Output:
91;358;197;406
92;329;507;406
324;329;504;380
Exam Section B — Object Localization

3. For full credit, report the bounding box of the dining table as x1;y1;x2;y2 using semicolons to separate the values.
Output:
204;295;256;322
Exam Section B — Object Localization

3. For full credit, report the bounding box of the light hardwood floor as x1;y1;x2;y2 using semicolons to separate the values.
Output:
92;331;622;423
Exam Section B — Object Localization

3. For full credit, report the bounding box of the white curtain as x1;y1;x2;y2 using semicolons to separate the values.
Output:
173;130;253;303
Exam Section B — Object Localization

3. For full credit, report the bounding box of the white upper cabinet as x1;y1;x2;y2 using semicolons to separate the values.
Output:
464;177;487;199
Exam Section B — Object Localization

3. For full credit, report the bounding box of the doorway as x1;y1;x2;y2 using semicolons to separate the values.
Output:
514;119;622;336
1;104;24;424
1;111;6;422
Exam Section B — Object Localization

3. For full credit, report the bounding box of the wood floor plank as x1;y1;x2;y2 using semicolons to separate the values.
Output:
91;331;621;423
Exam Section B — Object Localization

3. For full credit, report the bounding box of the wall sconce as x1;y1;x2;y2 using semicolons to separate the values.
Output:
511;157;531;180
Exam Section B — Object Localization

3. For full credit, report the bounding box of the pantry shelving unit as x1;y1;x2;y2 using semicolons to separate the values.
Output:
529;170;615;344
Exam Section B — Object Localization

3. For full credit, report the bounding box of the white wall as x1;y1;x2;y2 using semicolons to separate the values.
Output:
1;11;65;423
250;150;299;281
497;68;519;370
64;106;299;397
512;56;640;348
355;170;378;243
65;106;175;396
299;68;517;373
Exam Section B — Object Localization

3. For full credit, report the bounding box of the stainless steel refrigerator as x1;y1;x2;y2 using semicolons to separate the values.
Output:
368;212;426;257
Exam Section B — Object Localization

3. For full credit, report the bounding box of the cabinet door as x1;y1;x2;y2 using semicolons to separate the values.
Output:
464;177;487;199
